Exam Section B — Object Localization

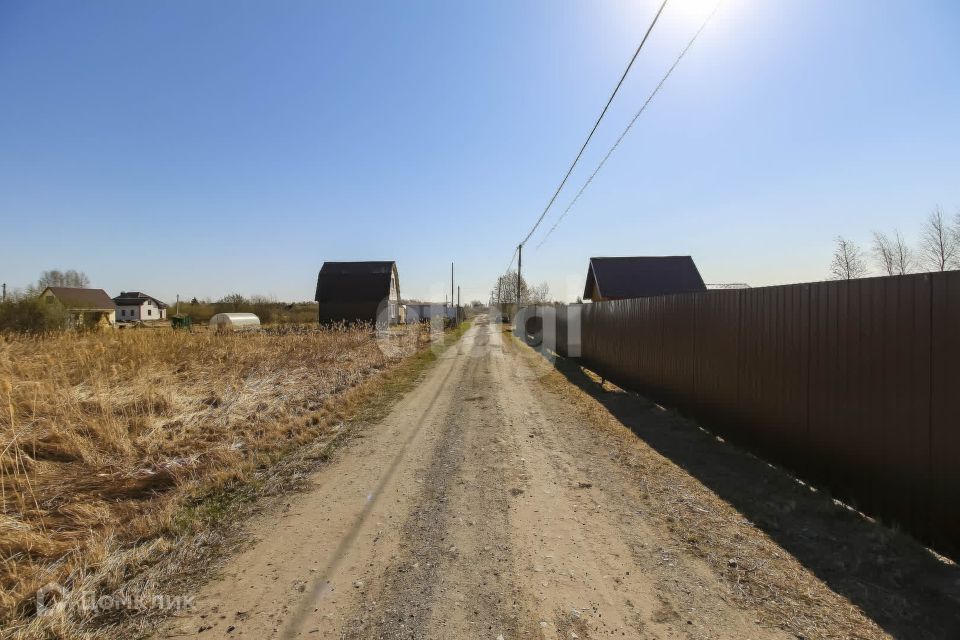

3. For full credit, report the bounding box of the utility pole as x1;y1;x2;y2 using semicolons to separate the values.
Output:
175;294;180;316
516;244;522;309
1;283;6;302
450;262;454;312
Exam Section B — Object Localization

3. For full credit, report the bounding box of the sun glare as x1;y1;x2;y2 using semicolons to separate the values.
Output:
671;0;722;25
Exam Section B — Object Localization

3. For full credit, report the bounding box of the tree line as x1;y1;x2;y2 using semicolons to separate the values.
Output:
174;295;317;324
830;206;959;280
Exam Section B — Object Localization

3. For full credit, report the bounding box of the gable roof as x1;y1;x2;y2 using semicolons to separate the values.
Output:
113;291;168;308
42;287;116;310
314;261;398;304
583;256;706;300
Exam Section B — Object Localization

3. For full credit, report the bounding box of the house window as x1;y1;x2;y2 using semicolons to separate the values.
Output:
46;296;54;304
147;309;152;317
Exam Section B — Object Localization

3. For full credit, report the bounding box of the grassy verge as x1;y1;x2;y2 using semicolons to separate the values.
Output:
3;322;470;639
172;323;466;542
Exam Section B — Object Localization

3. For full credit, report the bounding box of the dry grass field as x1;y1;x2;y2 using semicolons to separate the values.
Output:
0;324;429;637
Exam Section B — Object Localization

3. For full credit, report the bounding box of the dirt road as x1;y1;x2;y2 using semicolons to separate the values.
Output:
159;317;958;640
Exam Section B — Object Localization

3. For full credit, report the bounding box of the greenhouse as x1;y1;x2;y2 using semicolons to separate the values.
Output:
208;312;260;331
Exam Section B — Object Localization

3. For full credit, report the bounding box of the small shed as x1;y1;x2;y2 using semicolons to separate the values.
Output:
209;313;260;331
315;261;400;326
583;256;706;301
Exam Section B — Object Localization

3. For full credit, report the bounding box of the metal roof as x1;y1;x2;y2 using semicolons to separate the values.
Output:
314;261;398;304
42;287;116;310
113;291;169;308
583;256;706;300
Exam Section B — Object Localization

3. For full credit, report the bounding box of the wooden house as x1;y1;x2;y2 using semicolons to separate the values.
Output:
315;261;401;325
39;287;116;328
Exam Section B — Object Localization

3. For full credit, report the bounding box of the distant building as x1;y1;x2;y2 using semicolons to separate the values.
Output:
315;261;401;325
583;256;707;302
113;291;168;321
404;303;456;322
40;287;116;328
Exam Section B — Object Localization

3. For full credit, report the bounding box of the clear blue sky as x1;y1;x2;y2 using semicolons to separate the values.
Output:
2;0;958;303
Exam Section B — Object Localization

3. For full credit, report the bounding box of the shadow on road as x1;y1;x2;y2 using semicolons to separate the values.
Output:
548;353;960;640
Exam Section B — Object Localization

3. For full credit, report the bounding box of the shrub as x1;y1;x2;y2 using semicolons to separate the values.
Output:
0;297;67;333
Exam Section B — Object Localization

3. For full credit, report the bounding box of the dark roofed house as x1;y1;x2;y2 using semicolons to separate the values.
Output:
583;256;706;302
315;261;401;326
113;291;168;322
40;287;116;328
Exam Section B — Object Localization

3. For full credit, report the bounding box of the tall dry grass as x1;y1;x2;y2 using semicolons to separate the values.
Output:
0;325;425;635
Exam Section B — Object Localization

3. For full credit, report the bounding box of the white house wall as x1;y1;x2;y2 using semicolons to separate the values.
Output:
117;300;166;321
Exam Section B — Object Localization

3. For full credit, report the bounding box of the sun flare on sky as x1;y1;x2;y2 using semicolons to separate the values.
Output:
672;0;723;24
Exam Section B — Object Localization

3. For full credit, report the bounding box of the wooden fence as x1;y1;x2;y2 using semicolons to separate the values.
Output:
536;271;960;556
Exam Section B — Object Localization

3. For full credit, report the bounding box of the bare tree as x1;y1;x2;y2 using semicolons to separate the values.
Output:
919;206;958;272
891;230;913;275
528;281;550;304
829;236;867;280
489;271;529;306
872;230;913;276
37;269;90;289
872;231;896;276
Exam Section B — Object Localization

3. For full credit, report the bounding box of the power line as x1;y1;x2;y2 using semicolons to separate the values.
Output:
536;1;722;250
504;245;519;276
514;0;670;253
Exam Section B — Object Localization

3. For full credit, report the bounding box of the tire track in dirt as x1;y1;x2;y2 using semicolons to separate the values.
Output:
340;322;542;639
422;328;542;640
339;353;480;638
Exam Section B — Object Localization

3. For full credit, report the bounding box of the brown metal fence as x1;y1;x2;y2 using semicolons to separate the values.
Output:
543;271;960;556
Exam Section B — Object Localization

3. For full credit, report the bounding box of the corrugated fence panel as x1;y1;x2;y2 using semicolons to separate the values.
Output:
893;275;932;536
782;284;812;472
736;287;766;453
931;271;960;552
832;278;868;513
660;294;697;407
754;283;809;473
638;297;661;395
554;271;957;557
807;280;838;490
690;291;738;432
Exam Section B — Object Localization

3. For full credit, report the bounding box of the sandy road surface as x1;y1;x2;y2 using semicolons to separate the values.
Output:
159;317;957;640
